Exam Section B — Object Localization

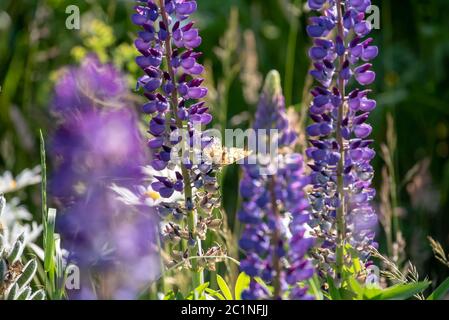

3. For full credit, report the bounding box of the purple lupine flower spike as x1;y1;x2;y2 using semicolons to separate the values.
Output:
239;71;314;300
132;0;210;182
306;0;378;278
132;0;224;278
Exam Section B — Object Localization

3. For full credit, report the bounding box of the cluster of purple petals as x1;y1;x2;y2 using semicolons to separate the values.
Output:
240;153;315;300
53;55;127;117
239;72;314;300
50;56;159;299
132;1;213;198
253;82;296;148
306;0;378;263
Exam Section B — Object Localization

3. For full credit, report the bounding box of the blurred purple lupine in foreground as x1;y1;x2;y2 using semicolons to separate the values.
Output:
306;0;378;278
53;55;127;116
239;71;314;300
50;56;159;299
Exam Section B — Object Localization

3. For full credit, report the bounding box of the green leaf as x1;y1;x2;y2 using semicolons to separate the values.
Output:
205;288;226;300
163;291;176;300
307;275;323;300
16;259;37;288
16;287;31;300
254;277;273;295
30;290;46;300
175;291;184;300
6;283;19;300
234;272;250;300
7;240;24;265
347;277;364;300
340;287;358;300
371;281;430;300
195;282;210;294
44;208;56;272
39;130;47;228
326;275;341;300
217;275;233;300
0;259;7;286
427;277;449;300
0;235;5;256
350;255;362;274
186;282;210;300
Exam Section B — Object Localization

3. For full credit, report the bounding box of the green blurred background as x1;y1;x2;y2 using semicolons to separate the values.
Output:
1;0;448;286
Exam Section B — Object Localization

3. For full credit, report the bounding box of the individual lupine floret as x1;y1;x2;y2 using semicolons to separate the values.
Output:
238;71;314;300
305;0;378;279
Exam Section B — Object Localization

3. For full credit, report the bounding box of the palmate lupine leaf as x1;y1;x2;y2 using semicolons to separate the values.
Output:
165;273;251;301
164;277;245;301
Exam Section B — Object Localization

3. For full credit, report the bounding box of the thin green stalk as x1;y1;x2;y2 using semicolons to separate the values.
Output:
232;169;243;242
298;63;314;153
387;113;400;244
161;255;240;281
335;0;346;282
218;58;239;195
158;0;203;290
389;163;399;242
156;225;166;295
284;0;301;107
107;0;117;20
269;176;282;299
39;130;47;229
40;130;55;297
382;113;399;253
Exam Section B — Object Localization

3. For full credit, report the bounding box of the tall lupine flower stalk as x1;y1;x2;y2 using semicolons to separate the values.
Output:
306;0;378;280
239;71;314;300
132;0;222;289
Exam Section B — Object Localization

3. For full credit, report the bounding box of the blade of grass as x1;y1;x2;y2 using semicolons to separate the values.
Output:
39;130;47;227
427;277;449;300
283;0;302;107
40;130;59;299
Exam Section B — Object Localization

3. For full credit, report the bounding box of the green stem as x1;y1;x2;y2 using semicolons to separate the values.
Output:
388;150;400;245
269;176;282;299
39;130;52;295
284;0;301;107
298;64;314;153
162;255;240;281
385;218;394;258
158;0;203;290
335;0;346;282
155;225;166;295
39;130;47;228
